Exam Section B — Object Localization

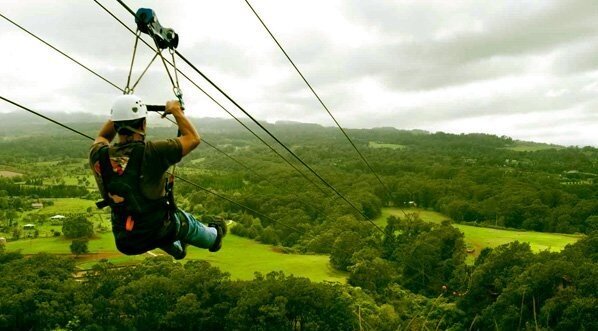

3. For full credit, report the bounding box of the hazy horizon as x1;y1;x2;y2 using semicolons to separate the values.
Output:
0;109;589;148
1;0;597;146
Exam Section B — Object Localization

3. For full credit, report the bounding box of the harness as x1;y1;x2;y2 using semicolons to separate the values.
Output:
118;7;182;217
93;8;183;255
96;142;175;255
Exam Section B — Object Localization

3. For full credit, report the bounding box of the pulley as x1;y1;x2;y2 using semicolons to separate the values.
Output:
135;8;179;50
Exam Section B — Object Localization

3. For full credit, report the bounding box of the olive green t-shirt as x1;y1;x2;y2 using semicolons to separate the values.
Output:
89;139;182;200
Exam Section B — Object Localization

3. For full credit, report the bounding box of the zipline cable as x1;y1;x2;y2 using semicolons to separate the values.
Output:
0;96;95;140
93;0;381;236
3;2;383;234
0;11;274;190
93;0;329;196
150;111;273;185
0;95;305;235
243;0;406;216
0;8;375;238
171;174;305;234
113;0;385;233
1;8;331;236
0;12;123;92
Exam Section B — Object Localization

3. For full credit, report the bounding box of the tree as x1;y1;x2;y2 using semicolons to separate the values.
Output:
330;231;361;271
12;228;21;240
382;214;432;262
62;216;94;239
459;241;535;320
349;257;396;294
70;239;89;256
260;226;280;245
584;215;598;233
401;223;466;296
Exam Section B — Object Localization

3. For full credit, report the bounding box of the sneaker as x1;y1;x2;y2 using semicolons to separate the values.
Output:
164;240;187;260
208;217;227;252
175;242;189;260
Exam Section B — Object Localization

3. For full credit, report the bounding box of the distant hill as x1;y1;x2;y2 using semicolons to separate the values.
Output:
0;111;105;126
0;111;576;150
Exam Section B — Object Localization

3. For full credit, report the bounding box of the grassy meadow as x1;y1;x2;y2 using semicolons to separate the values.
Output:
0;170;23;178
2;198;110;239
502;141;564;152
34;198;97;215
5;201;582;282
368;141;406;150
185;234;346;282
5;224;346;283
376;208;583;259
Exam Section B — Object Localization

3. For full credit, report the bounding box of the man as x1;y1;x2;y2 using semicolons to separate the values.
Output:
89;94;226;259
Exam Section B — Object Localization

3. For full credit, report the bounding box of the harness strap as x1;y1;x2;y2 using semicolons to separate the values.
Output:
95;142;145;209
95;145;113;209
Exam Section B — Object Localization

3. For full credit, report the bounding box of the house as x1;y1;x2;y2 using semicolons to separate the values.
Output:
50;214;66;225
31;202;44;209
23;224;35;230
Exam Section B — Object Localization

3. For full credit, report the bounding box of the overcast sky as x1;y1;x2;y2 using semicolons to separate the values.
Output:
0;0;596;146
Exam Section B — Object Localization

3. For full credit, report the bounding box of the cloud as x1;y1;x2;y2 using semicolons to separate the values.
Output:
552;38;598;75
338;0;598;90
0;0;596;147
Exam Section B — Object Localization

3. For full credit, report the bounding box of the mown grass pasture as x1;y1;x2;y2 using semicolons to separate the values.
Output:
186;234;346;282
34;198;97;215
368;141;407;150
5;231;346;283
0;170;23;178
502;141;564;151
376;208;583;257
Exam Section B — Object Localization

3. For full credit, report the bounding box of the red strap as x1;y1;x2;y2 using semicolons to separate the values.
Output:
125;215;135;231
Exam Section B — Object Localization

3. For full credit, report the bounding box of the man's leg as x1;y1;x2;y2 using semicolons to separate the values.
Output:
158;219;186;259
159;240;186;260
176;209;224;250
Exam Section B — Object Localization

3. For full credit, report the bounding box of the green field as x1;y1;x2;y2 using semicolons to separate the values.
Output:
376;208;583;258
368;141;406;150
0;170;23;178
5;198;344;282
502;141;563;152
5;231;346;283
1;199;110;240
34;198;98;215
185;235;346;282
6;202;582;283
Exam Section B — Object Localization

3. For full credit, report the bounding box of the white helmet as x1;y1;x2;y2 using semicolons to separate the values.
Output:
111;94;147;121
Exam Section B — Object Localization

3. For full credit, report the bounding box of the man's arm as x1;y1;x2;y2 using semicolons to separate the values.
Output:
166;100;200;157
94;120;116;145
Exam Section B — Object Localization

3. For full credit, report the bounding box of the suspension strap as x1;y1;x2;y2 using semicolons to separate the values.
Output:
124;29;159;95
124;29;141;94
133;7;183;212
130;52;158;91
154;43;184;106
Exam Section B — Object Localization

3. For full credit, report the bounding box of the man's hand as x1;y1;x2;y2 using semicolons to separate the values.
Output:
167;100;200;157
164;100;184;117
94;120;116;145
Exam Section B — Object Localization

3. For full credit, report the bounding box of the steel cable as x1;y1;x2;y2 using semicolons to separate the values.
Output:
243;0;407;216
0;11;276;193
0;95;305;235
114;0;385;233
93;0;330;196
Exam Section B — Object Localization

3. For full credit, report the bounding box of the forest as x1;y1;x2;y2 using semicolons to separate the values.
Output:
1;231;596;330
0;116;597;330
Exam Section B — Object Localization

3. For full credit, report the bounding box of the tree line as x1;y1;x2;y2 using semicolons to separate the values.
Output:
1;230;595;330
1;121;597;329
